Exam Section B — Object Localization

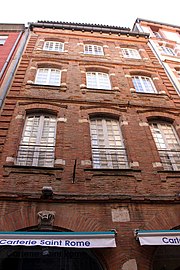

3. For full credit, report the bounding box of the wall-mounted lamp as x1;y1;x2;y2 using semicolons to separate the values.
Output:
41;186;53;199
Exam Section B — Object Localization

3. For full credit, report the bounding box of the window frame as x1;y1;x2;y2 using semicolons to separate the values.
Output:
90;117;129;169
160;46;176;56
84;44;104;55
16;114;57;167
43;41;64;52
86;72;111;90
153;31;163;38
35;68;61;86
150;121;180;171
0;35;8;45
121;48;141;59
132;75;157;94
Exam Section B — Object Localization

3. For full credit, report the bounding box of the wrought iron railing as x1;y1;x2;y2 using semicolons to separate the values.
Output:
91;147;129;169
16;144;55;167
159;149;180;171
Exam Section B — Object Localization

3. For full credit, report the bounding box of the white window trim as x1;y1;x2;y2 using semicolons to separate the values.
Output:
132;75;157;94
43;41;64;52
0;35;8;45
90;118;128;169
121;48;141;59
160;46;176;56
153;31;163;38
86;72;111;90
16;114;57;167
150;122;180;171
35;68;61;86
84;44;104;55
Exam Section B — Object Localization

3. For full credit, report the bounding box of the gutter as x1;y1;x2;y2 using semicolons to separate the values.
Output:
29;21;149;38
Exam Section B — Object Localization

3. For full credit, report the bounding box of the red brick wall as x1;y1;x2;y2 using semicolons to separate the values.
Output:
0;26;179;270
0;32;20;72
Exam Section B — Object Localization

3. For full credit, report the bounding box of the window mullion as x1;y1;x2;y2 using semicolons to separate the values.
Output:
32;115;44;166
157;124;167;149
96;73;100;88
47;69;51;84
139;77;145;92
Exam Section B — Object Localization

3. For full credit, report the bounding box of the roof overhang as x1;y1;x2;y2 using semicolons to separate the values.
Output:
136;230;180;246
0;231;116;248
29;21;149;38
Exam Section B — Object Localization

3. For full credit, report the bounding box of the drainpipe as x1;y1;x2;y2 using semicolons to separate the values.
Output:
0;27;29;108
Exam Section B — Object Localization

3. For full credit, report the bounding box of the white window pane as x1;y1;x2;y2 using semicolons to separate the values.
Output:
0;35;8;45
132;76;156;93
84;44;103;55
150;122;180;170
43;41;64;52
122;48;141;59
90;118;128;169
35;68;61;86
86;72;111;90
17;115;56;167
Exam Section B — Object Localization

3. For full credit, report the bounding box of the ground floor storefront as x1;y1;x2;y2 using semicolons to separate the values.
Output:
0;230;179;270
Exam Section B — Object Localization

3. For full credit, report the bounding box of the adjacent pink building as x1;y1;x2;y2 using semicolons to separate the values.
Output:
0;23;27;107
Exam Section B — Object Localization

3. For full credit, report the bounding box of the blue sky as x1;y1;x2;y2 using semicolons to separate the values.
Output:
1;0;179;29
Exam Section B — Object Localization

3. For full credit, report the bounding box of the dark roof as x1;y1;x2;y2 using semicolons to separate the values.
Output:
29;20;149;38
0;24;25;31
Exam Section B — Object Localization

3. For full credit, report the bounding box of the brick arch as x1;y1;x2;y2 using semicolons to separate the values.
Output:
137;110;179;126
0;206;104;232
129;69;156;78
80;106;126;118
17;102;67;118
138;110;179;118
141;207;180;230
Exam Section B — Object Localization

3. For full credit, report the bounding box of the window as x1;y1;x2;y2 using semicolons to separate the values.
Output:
0;35;8;45
16;114;57;167
122;48;141;59
153;31;162;38
90;118;128;169
35;68;61;86
160;46;176;56
86;72;111;90
43;41;64;52
150;122;180;170
132;75;157;93
84;44;104;55
174;68;180;79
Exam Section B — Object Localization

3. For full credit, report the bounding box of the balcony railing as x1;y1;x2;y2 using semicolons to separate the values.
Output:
91;147;129;169
16;144;55;167
159;149;180;171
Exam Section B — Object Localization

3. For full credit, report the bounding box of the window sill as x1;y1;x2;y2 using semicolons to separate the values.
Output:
3;164;64;180
26;83;67;91
123;57;142;60
84;167;142;181
131;90;169;97
157;169;180;182
34;50;68;55
81;87;119;94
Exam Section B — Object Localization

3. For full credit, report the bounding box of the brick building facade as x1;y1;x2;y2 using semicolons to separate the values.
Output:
0;20;179;270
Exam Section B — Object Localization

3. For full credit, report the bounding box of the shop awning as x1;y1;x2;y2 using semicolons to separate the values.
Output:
136;230;180;246
0;231;116;248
